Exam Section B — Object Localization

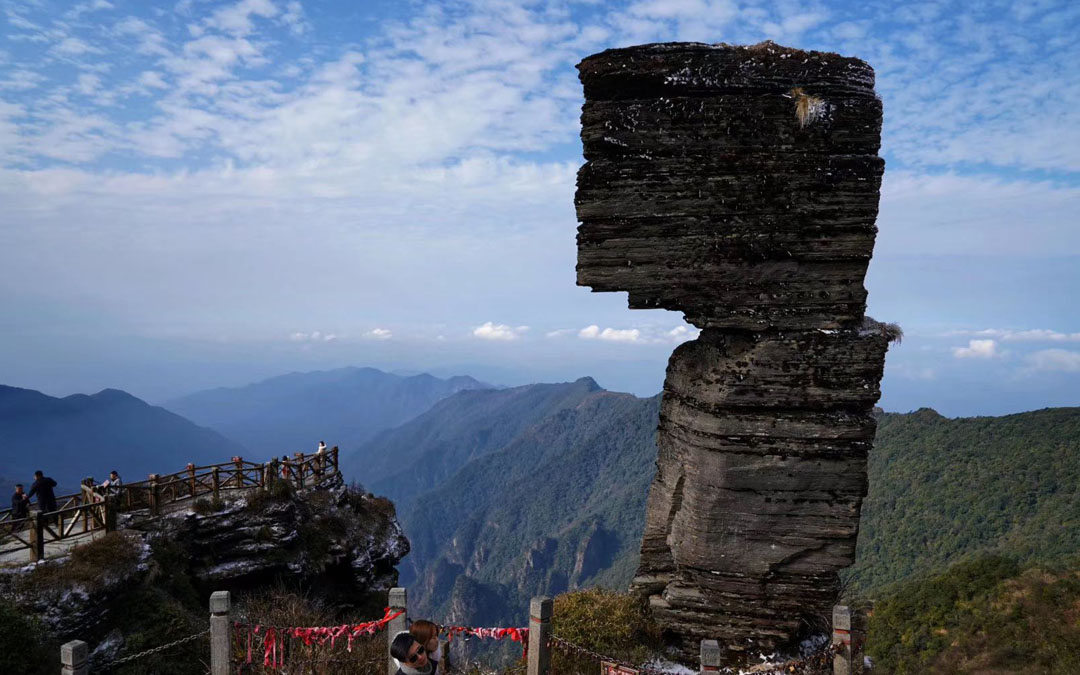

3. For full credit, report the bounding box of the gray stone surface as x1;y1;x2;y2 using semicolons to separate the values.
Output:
574;41;891;661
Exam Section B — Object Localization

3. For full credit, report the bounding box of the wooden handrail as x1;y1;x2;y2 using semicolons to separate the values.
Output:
0;449;340;532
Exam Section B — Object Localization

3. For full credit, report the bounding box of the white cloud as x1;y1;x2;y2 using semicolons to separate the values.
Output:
666;325;700;343
946;328;1080;342
952;339;1001;359
76;73;101;95
289;330;337;342
364;328;392;340
545;328;576;338
1024;349;1080;373
579;325;642;343
205;0;279;36
877;172;1080;257
473;322;529;341
53;37;103;56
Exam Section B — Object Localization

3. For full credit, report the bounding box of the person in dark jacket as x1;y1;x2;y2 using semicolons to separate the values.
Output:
27;471;58;514
11;484;29;519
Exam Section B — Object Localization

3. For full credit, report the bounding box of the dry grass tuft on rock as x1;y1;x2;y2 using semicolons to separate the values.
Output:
551;588;663;675
17;531;143;594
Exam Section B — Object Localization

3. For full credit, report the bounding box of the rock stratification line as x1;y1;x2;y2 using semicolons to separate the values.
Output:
574;42;893;660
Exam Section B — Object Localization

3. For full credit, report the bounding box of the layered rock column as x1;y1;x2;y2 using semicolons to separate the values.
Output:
574;42;892;660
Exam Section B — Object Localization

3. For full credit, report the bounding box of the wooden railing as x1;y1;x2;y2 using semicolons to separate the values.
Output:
0;447;340;562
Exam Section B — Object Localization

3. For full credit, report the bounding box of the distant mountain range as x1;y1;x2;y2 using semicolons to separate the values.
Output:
7;366;1077;636
164;367;490;456
0;385;245;492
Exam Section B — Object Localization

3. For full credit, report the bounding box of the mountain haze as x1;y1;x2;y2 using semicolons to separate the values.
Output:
0;384;246;491
165;367;489;456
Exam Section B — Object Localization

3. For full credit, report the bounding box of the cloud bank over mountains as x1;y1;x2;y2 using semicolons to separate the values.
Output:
0;0;1076;414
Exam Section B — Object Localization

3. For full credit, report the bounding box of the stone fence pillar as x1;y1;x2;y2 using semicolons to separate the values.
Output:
700;639;723;675
832;605;865;675
527;596;552;675
61;640;88;675
210;591;231;675
387;587;408;675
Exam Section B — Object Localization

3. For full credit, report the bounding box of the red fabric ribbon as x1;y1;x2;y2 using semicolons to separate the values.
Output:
443;625;530;659
238;606;405;666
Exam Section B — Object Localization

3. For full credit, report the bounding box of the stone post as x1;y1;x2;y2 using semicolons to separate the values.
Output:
387;587;408;675
61;640;88;675
527;596;552;675
700;639;723;675
30;512;45;562
210;591;231;675
832;605;865;675
148;474;161;516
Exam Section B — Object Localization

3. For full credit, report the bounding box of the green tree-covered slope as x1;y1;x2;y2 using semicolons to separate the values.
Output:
866;555;1080;674
850;407;1080;593
399;389;660;624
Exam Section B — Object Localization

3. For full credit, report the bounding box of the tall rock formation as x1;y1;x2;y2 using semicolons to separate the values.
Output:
574;42;894;660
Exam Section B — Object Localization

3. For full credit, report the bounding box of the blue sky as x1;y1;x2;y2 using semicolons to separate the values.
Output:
0;0;1077;415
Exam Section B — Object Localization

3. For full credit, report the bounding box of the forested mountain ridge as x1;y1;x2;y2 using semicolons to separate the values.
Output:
850;406;1080;593
0;384;246;491
373;393;1079;628
398;389;661;625
166;367;489;456
348;377;606;508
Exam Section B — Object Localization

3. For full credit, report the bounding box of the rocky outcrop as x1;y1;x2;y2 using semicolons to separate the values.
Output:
0;476;408;658
575;42;893;660
161;474;408;598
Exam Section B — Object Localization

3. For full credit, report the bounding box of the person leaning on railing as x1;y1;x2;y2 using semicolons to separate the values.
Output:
99;470;123;498
27;471;58;516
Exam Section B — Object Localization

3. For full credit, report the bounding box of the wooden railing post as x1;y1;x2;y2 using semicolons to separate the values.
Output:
832;605;865;675
210;591;231;675
104;497;117;533
81;478;92;531
331;446;339;474
293;452;305;488
212;467;221;501
387;587;407;675
268;459;279;490
188;463;197;497
30;512;45;562
234;456;244;487
61;639;88;675
527;596;552;675
700;639;723;675
148;474;161;516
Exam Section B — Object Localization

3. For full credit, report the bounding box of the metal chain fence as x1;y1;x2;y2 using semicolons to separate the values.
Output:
97;628;210;672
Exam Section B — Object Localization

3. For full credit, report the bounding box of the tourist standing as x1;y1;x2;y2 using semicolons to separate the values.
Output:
27;471;58;515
